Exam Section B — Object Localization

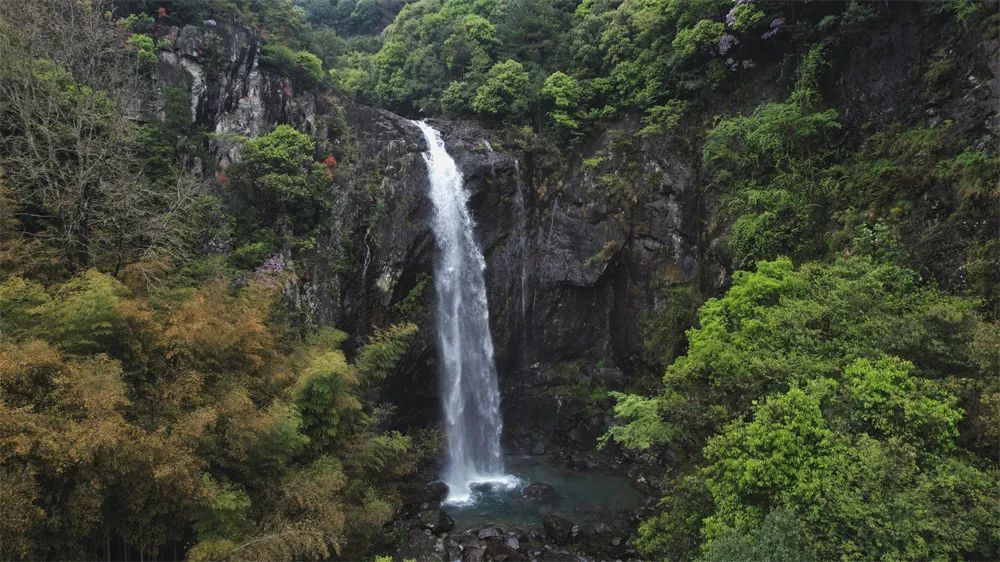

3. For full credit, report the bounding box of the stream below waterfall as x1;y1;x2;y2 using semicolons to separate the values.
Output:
444;455;644;531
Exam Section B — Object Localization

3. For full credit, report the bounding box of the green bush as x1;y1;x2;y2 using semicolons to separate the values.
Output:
938;149;1000;200
471;59;531;119
118;13;155;33
261;44;324;87
702;47;840;264
294;49;324;85
231;241;275;270
541;71;583;131
127;33;158;65
639;99;688;136
672;19;725;61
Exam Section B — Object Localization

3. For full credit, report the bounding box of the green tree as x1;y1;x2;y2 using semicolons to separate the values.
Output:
541;71;583;130
671;19;725;61
261;44;325;86
701;380;997;560
230;124;329;235
472;59;531;119
605;257;996;560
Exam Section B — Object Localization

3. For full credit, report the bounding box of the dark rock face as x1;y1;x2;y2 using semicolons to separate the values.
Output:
139;20;313;163
396;529;447;562
575;521;631;558
409;118;712;446
407;521;631;562
140;17;716;445
139;18;432;341
477;526;503;540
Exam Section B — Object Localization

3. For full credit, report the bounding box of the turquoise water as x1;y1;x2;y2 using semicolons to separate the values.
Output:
444;455;644;530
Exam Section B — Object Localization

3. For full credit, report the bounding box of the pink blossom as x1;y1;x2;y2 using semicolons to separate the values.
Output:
718;34;739;55
761;17;785;40
255;254;286;288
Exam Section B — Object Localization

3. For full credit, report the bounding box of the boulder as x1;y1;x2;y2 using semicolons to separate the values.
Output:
478;526;504;540
576;520;630;558
396;529;447;562
485;540;525;561
520;482;558;503
542;514;574;546
426;480;450;503
416;508;454;534
462;545;486;562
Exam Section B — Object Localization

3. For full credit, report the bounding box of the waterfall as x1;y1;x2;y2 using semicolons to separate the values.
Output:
546;195;561;245
413;121;511;504
361;228;372;288
513;159;529;324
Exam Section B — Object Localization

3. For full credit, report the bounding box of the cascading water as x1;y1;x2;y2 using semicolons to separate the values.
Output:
413;120;512;504
513;159;529;324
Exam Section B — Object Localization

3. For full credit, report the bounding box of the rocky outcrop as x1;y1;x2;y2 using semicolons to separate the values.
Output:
138;7;998;456
376;117;714;445
137;17;716;442
392;519;638;562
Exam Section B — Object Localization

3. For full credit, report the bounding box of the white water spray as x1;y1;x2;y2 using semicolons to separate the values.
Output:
413;121;513;504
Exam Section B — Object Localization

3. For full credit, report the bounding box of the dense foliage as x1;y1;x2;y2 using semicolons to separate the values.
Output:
606;257;999;559
3;0;997;560
0;2;427;560
0;266;424;560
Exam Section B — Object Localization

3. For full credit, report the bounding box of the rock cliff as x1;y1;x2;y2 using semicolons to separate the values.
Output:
138;9;997;453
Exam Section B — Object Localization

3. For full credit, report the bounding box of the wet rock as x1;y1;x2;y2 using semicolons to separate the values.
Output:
575;520;630;558
478;526;504;540
508;528;530;541
462;545;486;562
397;529;447;562
426;480;450;503
592;366;624;387
444;537;463;561
417;508;454;534
542;514;574;546
520;482;558;503
567;452;597;471
485;540;525;561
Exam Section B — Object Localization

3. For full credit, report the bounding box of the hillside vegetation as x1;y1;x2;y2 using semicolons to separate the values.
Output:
0;0;997;560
